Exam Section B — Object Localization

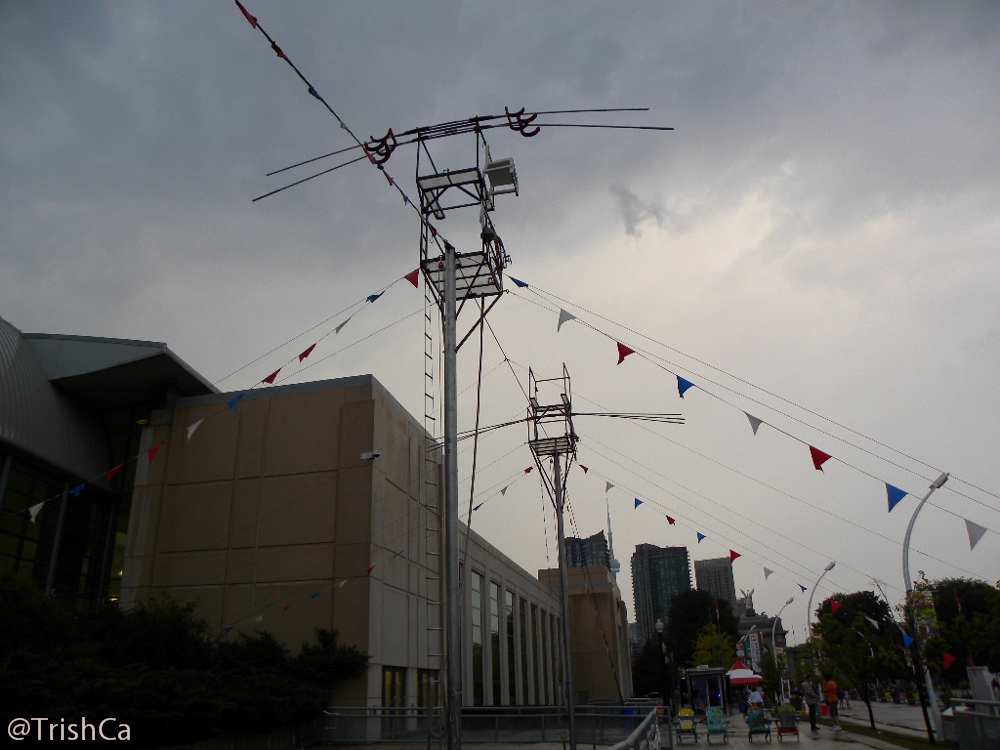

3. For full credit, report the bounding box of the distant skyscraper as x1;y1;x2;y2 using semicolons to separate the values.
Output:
631;544;691;647
694;557;738;614
565;530;611;570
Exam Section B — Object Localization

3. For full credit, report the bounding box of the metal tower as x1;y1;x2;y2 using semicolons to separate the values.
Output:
416;132;517;750
527;365;579;750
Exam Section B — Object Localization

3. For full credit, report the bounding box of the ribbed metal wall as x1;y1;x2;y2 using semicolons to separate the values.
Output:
0;317;110;481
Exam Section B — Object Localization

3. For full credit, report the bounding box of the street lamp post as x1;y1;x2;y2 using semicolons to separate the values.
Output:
771;596;794;705
654;619;670;719
806;562;836;639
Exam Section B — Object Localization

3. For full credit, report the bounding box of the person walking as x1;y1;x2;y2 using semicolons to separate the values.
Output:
824;673;841;731
802;677;820;731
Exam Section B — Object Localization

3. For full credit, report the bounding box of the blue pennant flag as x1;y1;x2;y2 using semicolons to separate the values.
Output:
68;484;85;497
473;503;483;511
227;393;246;410
310;592;320;599
225;626;234;634
677;376;695;398
799;584;808;593
307;85;324;103
402;193;411;206
634;498;643;509
367;291;384;303
509;276;529;288
902;633;915;648
886;484;908;513
697;532;706;543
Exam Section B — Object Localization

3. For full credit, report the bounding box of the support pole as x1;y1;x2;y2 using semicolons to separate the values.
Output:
902;471;949;745
443;241;462;750
806;562;836;639
553;455;577;750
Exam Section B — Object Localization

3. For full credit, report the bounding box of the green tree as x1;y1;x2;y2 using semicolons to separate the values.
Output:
665;589;739;671
813;591;908;730
689;624;734;669
913;577;1000;677
632;636;668;698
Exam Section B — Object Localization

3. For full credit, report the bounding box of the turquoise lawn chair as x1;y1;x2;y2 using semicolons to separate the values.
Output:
746;708;771;742
706;706;730;743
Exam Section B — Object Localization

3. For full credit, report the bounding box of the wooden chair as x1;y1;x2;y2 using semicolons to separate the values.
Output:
675;707;699;744
746;708;771;742
705;706;730;744
775;704;799;742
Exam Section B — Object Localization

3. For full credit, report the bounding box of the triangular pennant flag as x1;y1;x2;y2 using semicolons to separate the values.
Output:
677;376;695;398
799;584;808;593
310;592;320;599
557;308;577;332
500;486;509;496
147;441;165;463
634;498;643;509
763;567;774;579
473;503;483;511
307;85;323;102
831;601;842;613
204;635;214;643
864;615;879;629
337;580;348;588
405;269;419;288
186;419;205;441
68;483;85;497
746;413;763;435
383;172;394;187
225;625;235;634
809;446;832;471
580;465;589;474
606;481;615;492
943;652;956;669
298;343;316;361
335;316;353;334
524;466;533;474
402;193;411;206
509;276;529;288
366;565;376;575
28;502;44;523
366;291;384;303
283;604;292;610
697;533;706;543
393;549;404;559
235;0;257;28
966;519;988;550
262;368;281;385
886;484;908;512
106;464;124;482
254;615;263;622
902;633;915;648
730;550;741;563
666;515;675;525
616;342;635;365
227;394;246;410
271;42;288;61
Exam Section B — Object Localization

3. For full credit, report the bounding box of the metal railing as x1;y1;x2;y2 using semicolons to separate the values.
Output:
608;708;661;750
948;698;1000;750
309;704;662;746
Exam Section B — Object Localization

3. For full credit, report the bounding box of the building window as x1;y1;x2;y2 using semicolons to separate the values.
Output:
506;589;516;704
519;596;529;703
490;580;501;705
540;609;550;704
382;666;406;709
472;571;484;706
531;603;540;704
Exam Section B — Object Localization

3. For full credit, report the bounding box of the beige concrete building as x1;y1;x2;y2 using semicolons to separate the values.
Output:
538;565;633;704
121;374;561;709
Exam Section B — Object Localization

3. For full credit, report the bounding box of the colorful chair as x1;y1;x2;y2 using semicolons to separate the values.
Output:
675;707;699;744
705;706;730;743
746;708;771;742
775;704;799;742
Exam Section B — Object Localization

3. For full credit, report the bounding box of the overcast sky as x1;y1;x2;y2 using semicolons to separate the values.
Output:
3;1;999;646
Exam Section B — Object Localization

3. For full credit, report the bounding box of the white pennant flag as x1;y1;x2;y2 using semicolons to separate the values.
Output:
500;486;509;496
746;413;763;435
187;418;205;441
337;580;348;588
864;615;880;629
335;316;353;334
557;308;577;332
28;502;45;523
966;519;988;551
763;567;774;580
606;481;615;493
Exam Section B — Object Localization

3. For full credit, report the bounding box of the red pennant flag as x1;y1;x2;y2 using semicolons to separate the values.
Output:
106;464;124;482
580;465;589;474
147;441;165;464
283;604;292;610
298;343;316;362
524;466;533;474
235;0;257;28
666;515;675;525
271;42;288;61
616;342;635;365
262;368;281;384
404;269;420;288
367;565;376;575
831;601;842;613
809;446;832;471
943;652;956;669
384;171;394;186
730;550;741;563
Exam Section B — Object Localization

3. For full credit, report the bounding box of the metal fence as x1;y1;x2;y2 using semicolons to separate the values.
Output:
309;704;663;747
950;698;1000;750
607;708;660;750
